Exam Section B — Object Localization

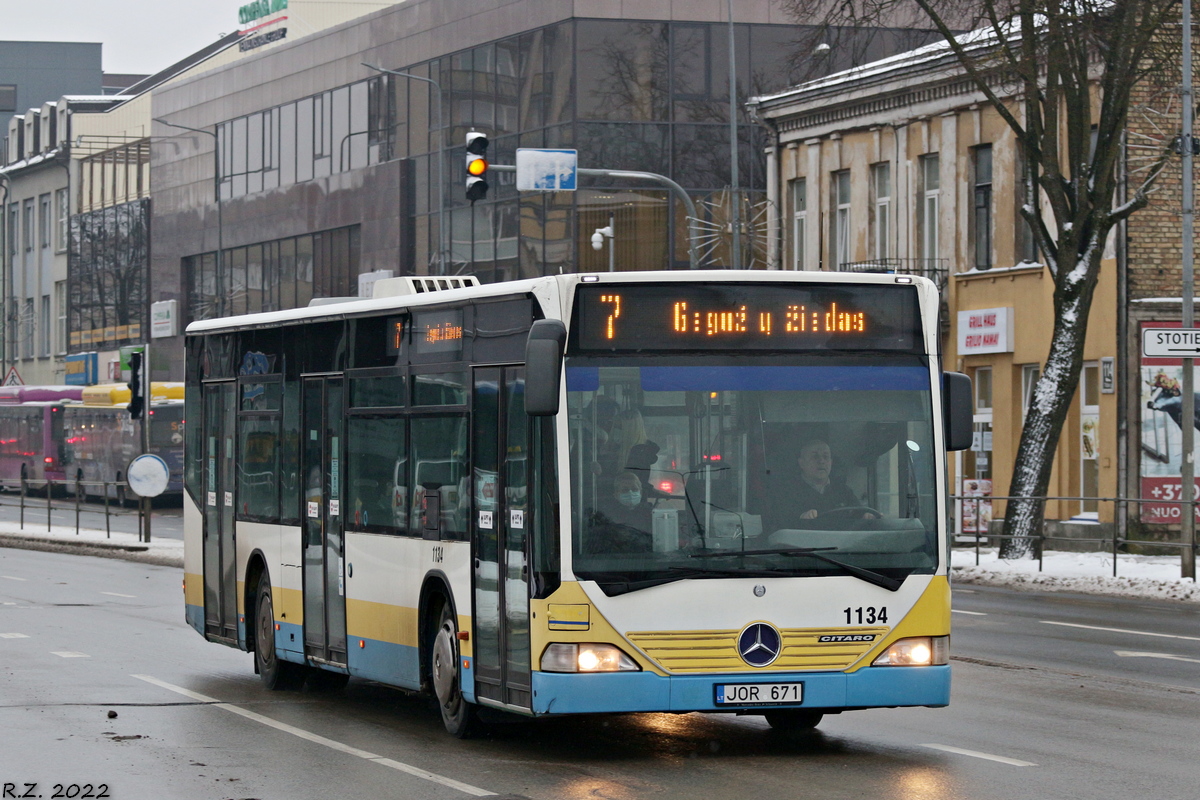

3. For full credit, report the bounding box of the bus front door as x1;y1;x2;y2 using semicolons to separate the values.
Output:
472;367;532;710
302;377;349;667
203;381;238;642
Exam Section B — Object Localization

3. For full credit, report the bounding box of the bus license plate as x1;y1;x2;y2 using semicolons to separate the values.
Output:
715;682;803;705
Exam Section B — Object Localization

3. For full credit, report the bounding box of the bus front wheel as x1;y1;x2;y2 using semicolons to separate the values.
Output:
255;578;305;690
431;602;479;738
763;709;824;732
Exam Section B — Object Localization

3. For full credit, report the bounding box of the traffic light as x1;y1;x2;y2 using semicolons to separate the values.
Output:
465;130;489;202
127;351;144;420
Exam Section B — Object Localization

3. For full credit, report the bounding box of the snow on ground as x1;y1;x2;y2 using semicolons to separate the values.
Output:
1;518;1196;604
952;546;1200;603
0;519;182;567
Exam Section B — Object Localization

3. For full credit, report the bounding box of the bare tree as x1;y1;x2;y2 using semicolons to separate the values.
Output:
782;0;1180;556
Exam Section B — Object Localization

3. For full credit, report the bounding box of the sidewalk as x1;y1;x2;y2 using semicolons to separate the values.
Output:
2;520;1197;603
952;547;1200;603
0;519;183;567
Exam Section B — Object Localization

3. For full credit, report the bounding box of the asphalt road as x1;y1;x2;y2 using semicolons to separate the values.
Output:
0;548;1196;800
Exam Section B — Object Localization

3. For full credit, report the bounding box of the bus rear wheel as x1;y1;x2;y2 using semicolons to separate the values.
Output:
431;602;479;738
255;578;305;690
763;709;824;732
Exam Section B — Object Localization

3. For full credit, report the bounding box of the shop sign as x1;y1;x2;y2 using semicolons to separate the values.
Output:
239;0;287;26
957;307;1013;354
151;300;177;339
64;353;97;386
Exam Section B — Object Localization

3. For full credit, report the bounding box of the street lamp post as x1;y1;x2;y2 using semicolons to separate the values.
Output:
728;0;741;270
363;63;447;275
152;118;223;316
591;213;615;272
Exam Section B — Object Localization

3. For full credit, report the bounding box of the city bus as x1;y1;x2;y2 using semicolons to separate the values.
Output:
0;383;186;500
183;271;971;737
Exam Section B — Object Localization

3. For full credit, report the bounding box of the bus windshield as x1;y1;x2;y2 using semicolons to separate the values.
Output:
566;355;939;594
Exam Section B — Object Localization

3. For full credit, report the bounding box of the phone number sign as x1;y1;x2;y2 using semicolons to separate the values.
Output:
1140;477;1200;523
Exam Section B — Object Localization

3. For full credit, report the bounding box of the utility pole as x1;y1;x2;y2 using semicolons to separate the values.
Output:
1182;0;1197;580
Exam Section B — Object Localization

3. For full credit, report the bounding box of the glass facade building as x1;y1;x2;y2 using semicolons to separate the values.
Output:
181;19;820;322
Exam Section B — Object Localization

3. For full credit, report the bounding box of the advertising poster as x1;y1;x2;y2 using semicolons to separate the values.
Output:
961;479;993;534
1140;321;1200;522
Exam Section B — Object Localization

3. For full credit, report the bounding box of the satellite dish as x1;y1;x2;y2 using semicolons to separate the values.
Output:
127;454;170;498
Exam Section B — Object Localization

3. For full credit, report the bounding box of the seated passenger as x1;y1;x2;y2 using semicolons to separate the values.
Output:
586;471;654;554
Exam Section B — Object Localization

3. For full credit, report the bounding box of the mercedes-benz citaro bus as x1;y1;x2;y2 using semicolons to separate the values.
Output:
183;271;972;737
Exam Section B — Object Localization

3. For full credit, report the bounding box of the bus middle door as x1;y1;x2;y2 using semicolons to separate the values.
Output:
302;376;348;668
202;381;238;642
472;366;532;710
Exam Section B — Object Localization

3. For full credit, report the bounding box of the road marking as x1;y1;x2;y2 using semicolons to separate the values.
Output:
921;743;1037;767
0;633;30;639
51;651;90;658
1041;620;1200;642
1115;650;1200;664
132;675;495;796
100;592;136;598
952;609;987;616
1;576;27;581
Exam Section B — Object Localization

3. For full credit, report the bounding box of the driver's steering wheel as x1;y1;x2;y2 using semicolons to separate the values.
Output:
819;505;883;520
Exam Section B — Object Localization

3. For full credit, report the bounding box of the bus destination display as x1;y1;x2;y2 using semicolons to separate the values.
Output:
573;283;920;351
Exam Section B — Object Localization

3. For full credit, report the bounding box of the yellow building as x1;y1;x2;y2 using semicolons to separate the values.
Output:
750;44;1119;532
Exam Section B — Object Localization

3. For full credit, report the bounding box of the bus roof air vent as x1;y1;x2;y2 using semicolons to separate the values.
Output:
372;275;480;299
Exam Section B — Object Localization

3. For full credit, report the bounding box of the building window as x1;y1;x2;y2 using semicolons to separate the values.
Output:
216;76;391;201
20;298;34;360
1021;363;1040;419
55;282;66;355
973;145;992;270
871;162;890;261
40;295;50;356
921;154;939;263
185;225;361;323
39;194;51;249
55;188;68;252
23;199;34;252
833;170;851;269
791;178;806;271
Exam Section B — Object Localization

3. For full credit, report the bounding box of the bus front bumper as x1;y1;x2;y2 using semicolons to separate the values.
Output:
529;664;950;716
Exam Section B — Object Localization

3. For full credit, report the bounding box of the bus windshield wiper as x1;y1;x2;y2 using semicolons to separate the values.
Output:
590;565;785;596
690;547;903;592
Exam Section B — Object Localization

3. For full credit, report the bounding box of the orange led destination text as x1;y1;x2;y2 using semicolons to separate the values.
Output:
671;301;865;337
424;321;463;344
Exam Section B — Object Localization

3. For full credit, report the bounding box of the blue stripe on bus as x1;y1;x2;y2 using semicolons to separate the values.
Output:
638;366;928;392
185;603;205;635
529;664;949;715
566;366;927;394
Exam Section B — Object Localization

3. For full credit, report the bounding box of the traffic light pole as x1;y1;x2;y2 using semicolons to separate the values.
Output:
489;165;700;269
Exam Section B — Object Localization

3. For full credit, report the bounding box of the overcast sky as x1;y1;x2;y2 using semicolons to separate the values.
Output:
5;1;241;74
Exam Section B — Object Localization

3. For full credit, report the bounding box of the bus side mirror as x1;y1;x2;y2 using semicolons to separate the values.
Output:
525;319;567;416
942;372;973;452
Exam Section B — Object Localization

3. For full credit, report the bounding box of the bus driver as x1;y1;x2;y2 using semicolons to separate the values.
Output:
782;438;876;521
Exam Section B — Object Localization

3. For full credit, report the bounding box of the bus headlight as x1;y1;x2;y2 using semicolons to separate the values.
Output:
871;636;949;666
540;643;641;673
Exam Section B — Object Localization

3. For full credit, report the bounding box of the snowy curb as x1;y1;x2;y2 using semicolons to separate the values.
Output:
0;521;183;568
952;565;1200;603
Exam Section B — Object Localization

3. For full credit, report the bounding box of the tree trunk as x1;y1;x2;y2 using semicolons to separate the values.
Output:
999;256;1100;558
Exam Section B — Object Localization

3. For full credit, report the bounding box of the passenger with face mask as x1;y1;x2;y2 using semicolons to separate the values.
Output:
586;471;654;554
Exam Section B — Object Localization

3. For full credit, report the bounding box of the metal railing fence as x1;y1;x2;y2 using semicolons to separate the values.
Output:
0;477;150;542
951;493;1198;580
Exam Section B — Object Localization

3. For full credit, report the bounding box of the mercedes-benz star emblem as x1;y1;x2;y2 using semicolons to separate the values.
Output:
737;622;782;667
753;584;766;597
